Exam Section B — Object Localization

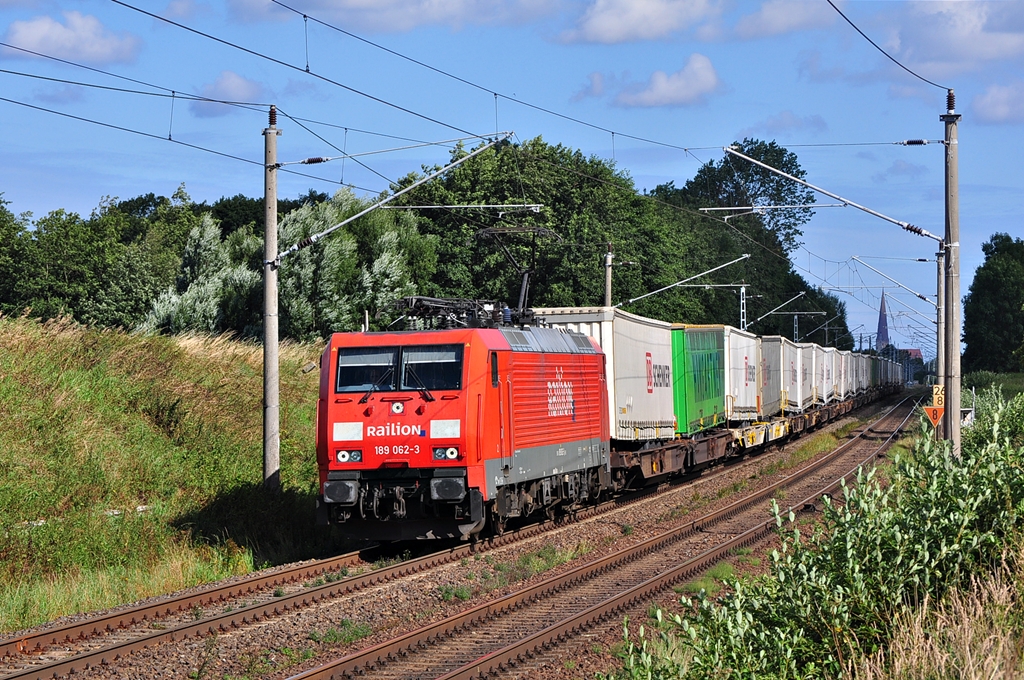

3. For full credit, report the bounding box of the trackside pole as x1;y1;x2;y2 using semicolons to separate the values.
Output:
264;106;281;491
941;91;961;455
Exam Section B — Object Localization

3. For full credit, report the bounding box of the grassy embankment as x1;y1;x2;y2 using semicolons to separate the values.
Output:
0;316;353;632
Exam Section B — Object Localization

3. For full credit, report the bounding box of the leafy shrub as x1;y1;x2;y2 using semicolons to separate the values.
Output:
964;371;998;390
963;387;1024;452
608;405;1024;679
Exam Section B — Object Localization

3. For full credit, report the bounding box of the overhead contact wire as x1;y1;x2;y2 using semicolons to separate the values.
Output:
0;95;379;192
111;0;481;138
826;0;950;90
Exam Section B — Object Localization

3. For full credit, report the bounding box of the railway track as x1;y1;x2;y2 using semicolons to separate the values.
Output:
0;395;910;680
283;395;919;679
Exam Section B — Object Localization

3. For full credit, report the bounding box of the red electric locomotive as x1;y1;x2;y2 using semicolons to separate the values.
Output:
315;306;610;540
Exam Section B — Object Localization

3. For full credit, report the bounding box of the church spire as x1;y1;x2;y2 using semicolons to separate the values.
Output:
876;291;890;350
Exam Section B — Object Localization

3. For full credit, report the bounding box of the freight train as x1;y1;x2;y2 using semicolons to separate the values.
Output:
315;298;903;540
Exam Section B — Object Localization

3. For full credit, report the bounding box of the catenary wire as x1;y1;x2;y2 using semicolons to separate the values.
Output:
0;40;483;151
110;0;481;138
826;0;950;91
0;94;385;193
268;1;919;156
0;66;269;107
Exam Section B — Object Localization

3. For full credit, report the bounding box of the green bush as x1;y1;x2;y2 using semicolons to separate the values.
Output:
607;404;1024;679
964;371;999;390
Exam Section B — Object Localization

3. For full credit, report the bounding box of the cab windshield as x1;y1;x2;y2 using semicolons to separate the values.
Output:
335;344;463;393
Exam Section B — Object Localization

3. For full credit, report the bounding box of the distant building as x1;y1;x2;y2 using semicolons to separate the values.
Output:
876;292;890;350
907;348;923;361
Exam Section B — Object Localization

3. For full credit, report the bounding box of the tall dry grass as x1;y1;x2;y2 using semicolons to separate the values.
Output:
850;545;1024;680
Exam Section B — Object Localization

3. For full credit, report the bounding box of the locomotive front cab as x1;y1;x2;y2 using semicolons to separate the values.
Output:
316;330;493;540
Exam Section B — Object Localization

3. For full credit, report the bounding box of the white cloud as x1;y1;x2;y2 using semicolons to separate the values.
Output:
163;0;208;20
226;0;291;23
190;71;267;117
615;53;719;107
562;0;720;43
34;85;84;105
1;11;141;64
735;0;834;39
797;50;847;84
228;0;553;31
571;72;608;101
872;159;928;184
886;3;1024;79
739;110;827;138
973;81;1024;124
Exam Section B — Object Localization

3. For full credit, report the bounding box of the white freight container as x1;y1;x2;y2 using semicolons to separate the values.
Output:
856;354;869;393
758;336;783;419
811;344;827;404
838;351;854;399
797;343;818;409
822;347;837;403
781;338;806;412
533;307;675;441
724;326;759;421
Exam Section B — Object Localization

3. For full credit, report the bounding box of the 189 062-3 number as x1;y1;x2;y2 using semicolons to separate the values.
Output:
375;444;420;456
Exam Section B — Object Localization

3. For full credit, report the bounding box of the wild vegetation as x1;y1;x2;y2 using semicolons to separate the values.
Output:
0;135;981;635
605;391;1024;679
962;233;1024;373
0;316;351;631
0;137;854;347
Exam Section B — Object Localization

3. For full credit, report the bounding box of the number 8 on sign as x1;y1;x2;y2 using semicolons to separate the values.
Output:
924;406;944;428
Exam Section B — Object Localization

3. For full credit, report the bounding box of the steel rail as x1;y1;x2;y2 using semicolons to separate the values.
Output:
1;392;908;678
284;394;917;680
437;394;922;678
0;548;368;659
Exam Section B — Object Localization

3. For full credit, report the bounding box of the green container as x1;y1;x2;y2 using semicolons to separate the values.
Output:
671;325;726;435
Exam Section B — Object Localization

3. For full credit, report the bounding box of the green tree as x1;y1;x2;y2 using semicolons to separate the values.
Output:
963;232;1024;372
198;189;330;237
277;189;432;340
648;142;848;343
682;138;814;254
138;214;262;336
393;137;721;322
0;195;33;317
139;189;436;341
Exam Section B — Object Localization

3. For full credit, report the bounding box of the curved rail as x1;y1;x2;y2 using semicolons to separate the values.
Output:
284;395;919;679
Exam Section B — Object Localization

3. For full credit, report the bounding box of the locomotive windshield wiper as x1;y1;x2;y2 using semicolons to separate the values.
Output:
404;365;436;402
359;368;394;404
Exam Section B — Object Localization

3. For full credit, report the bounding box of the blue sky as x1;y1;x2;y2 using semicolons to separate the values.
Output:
2;1;1022;360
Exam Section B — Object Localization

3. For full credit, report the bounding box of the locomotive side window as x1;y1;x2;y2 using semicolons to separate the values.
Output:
491;351;499;387
401;345;463;391
336;347;397;393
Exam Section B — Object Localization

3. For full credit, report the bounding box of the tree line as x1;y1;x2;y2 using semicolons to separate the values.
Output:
1;137;860;348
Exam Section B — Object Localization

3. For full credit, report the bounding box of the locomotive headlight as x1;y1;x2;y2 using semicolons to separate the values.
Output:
432;447;459;460
336;449;361;463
